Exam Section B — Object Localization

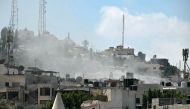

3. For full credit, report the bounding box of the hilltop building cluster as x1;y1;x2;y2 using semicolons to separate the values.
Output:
1;0;190;109
0;27;190;109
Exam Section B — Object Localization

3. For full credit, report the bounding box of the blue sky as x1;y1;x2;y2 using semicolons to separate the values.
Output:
0;0;190;66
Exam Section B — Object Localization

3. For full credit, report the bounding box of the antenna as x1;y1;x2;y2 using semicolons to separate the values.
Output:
179;60;181;70
38;0;47;37
10;0;18;31
16;8;18;30
6;28;14;74
68;32;70;38
6;0;18;73
122;13;125;47
182;48;190;79
109;72;113;80
183;49;189;72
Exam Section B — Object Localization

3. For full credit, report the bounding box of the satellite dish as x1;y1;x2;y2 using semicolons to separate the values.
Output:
184;72;189;79
18;65;24;71
76;76;83;83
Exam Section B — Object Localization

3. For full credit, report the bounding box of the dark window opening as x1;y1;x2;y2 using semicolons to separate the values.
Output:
40;100;48;104
110;82;117;87
8;92;18;100
52;88;54;96
130;85;138;91
136;98;140;104
187;82;190;87
187;100;190;104
40;88;50;96
136;106;142;109
5;82;9;87
0;92;6;99
153;105;156;109
165;82;172;86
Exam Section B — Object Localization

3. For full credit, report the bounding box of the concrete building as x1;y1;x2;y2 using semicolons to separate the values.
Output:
152;98;190;109
81;100;101;109
0;63;59;107
25;67;58;105
0;64;25;105
0;74;25;104
81;82;163;109
150;55;169;68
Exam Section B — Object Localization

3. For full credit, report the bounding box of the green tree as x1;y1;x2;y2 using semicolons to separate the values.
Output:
62;91;94;109
16;105;24;109
147;89;153;103
142;89;186;108
163;65;179;76
142;94;147;109
41;100;53;109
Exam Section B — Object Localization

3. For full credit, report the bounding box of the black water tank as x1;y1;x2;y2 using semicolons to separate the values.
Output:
124;79;134;87
186;100;190;104
110;82;117;87
165;82;172;86
84;79;88;84
160;81;165;86
93;82;99;87
187;82;190;87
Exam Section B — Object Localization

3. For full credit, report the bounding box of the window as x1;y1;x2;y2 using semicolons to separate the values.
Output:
136;98;140;104
187;82;190;87
153;105;156;109
40;100;48;104
5;82;9;87
52;88;54;96
8;92;18;100
136;106;142;109
133;86;138;91
40;88;50;96
0;92;6;99
110;82;117;87
187;100;190;104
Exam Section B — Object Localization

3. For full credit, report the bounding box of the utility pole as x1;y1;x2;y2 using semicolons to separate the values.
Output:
122;14;125;47
38;0;47;37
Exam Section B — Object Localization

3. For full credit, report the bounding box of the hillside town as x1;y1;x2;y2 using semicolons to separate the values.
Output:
0;26;190;109
0;0;190;109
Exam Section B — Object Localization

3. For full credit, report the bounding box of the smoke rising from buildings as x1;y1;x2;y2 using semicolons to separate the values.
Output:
12;29;163;83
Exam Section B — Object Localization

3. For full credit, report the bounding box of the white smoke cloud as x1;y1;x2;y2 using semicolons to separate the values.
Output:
96;6;190;66
14;29;163;84
8;6;189;84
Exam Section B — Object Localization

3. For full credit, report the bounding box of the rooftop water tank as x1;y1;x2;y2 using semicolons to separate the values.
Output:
181;81;187;88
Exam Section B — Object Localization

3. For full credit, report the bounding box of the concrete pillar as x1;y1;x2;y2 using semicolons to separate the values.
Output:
6;92;8;100
38;87;40;104
50;87;52;97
